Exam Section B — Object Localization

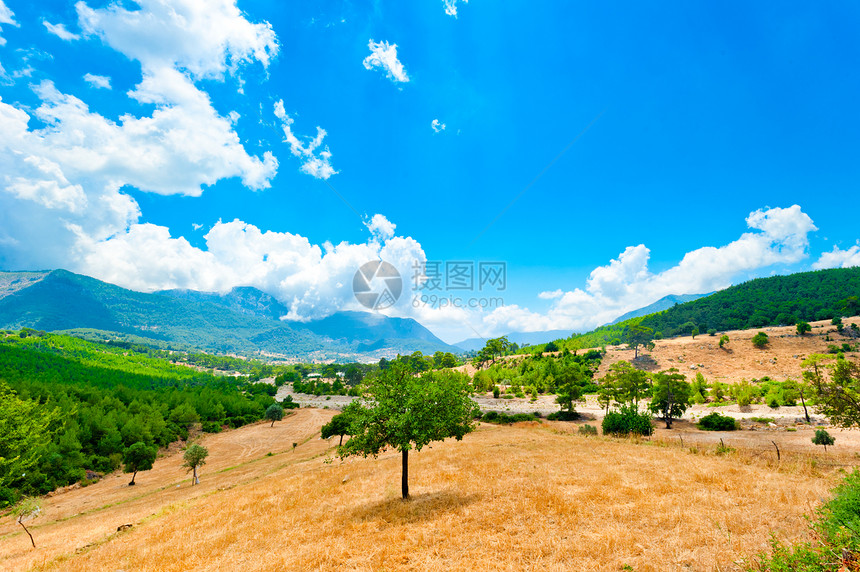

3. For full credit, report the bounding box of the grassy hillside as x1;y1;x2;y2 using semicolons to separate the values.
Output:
0;416;838;572
0;331;283;501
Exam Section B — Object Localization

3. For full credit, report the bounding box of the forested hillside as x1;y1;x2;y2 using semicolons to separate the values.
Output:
540;267;860;351
0;331;285;504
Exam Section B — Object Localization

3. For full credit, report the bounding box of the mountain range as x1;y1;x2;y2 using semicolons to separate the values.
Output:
0;270;459;361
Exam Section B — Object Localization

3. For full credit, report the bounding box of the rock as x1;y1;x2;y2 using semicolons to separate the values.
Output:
689;365;697;370
342;475;349;484
117;524;133;532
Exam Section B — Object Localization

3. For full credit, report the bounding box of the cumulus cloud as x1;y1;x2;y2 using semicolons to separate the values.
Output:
0;0;279;271
76;217;427;323
83;73;111;89
431;119;446;133
365;214;396;241
0;0;17;46
476;205;819;336
813;243;860;270
43;21;80;41
362;39;409;84
443;0;468;18
273;100;336;179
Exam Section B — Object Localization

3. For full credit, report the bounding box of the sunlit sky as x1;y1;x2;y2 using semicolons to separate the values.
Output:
1;0;859;343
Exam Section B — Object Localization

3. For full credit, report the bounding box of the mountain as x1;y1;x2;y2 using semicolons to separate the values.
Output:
454;330;574;352
607;293;713;325
0;270;457;360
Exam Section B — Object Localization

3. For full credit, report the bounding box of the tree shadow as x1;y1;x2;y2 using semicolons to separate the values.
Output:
348;490;482;527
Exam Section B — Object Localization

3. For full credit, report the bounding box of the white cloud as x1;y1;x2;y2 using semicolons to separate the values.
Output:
0;1;280;271
431;119;446;133
813;243;860;270
83;73;111;89
475;205;819;337
43;21;80;41
76;0;278;80
365;214;396;241
0;0;17;46
273;100;336;179
76;217;427;324
362;39;409;84
443;0;468;18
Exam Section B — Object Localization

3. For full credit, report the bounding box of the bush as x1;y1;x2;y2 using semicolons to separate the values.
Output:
201;421;222;433
481;411;540;424
547;410;580;421
578;424;598;436
602;405;653;436
697;412;738;431
492;386;500;398
752;331;769;349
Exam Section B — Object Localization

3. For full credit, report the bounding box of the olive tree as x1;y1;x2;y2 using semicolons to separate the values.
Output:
336;364;478;500
182;443;209;485
752;331;769;349
123;442;157;486
265;404;284;427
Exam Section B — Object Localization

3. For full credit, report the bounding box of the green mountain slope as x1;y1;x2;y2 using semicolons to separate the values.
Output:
546;267;860;351
0;270;456;359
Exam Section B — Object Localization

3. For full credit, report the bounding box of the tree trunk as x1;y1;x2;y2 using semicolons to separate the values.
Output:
401;449;409;500
19;520;35;548
800;391;811;423
193;466;199;485
339;434;344;447
129;470;137;486
271;419;275;427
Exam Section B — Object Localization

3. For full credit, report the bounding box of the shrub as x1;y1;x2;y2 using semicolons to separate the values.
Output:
547;410;580;421
481;411;540;425
201;421;222;433
752;332;769;349
708;329;717;336
578;424;598;436
602;405;653;436
697;412;738;431
492;386;500;398
812;429;835;452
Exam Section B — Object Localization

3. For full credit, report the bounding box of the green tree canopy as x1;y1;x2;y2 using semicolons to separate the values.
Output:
265;403;284;427
123;442;157;486
182;443;209;485
0;382;62;492
752;331;770;348
321;403;360;446
337;364;478;499
648;368;691;429
805;355;860;429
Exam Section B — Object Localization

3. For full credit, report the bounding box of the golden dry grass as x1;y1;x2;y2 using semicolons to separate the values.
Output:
5;416;847;572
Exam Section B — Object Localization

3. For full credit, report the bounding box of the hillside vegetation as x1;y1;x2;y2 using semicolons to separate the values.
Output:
538;267;860;352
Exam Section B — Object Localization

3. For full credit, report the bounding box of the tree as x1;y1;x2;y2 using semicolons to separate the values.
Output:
0;382;62;491
265;404;284;427
691;327;699;339
555;366;584;414
797;321;812;336
719;334;730;349
599;361;651;410
182;443;208;485
805;355;860;429
625;324;654;359
321;403;360;446
812;429;835;452
337;364;478;500
123;442;157;486
13;497;41;548
752;331;769;349
648;368;691;429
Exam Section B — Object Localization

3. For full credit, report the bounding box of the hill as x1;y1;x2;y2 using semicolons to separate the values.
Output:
0;270;456;360
607;292;712;325
455;330;573;352
0;411;838;572
547;267;860;352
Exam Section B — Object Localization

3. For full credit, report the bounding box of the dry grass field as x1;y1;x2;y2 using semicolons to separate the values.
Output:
1;411;851;572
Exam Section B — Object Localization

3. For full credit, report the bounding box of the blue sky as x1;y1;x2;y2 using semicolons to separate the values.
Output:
1;0;859;343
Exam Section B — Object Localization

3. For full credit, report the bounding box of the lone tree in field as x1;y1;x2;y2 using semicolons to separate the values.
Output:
337;364;478;500
625;324;654;359
13;497;41;548
182;443;209;485
123;442;157;486
648;368;692;429
752;331;769;349
321;403;359;446
719;334;730;349
796;321;812;336
265;403;284;427
812;429;835;452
